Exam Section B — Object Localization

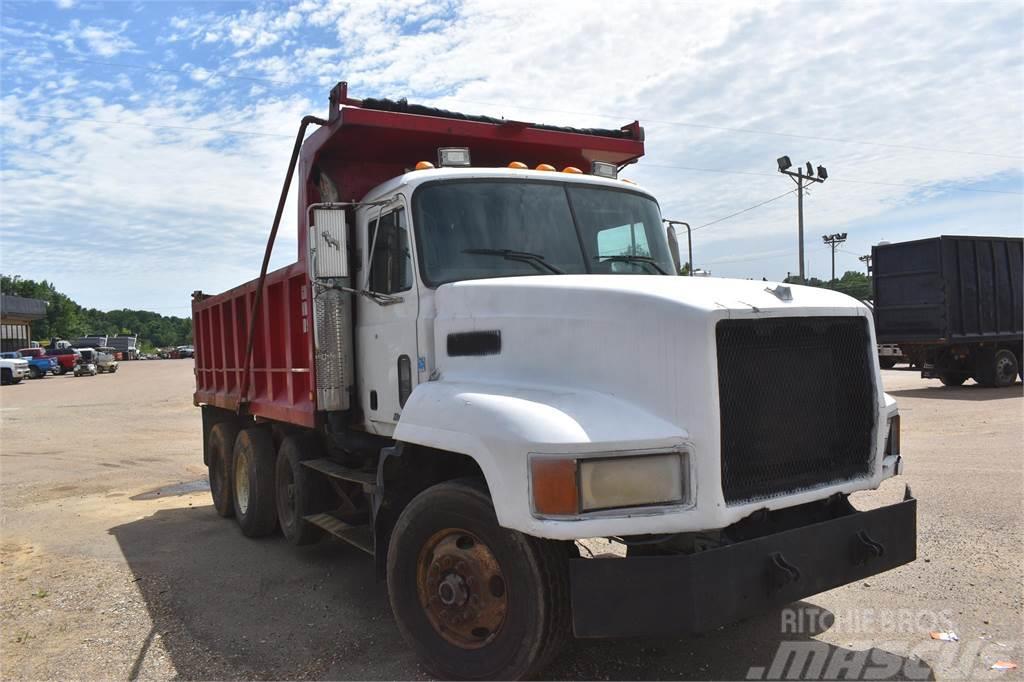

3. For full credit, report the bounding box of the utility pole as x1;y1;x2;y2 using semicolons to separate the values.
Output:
858;253;872;275
664;219;692;275
822;232;848;282
776;157;827;280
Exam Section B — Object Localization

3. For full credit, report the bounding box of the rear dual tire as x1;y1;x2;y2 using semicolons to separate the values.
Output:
275;434;331;545
207;422;239;518
232;427;278;538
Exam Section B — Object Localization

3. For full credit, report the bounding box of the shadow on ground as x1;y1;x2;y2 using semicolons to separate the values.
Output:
886;383;1022;401
111;506;934;681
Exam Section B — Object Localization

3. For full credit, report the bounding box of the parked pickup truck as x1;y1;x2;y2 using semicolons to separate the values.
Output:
3;350;56;379
0;354;30;385
44;346;80;374
191;83;915;680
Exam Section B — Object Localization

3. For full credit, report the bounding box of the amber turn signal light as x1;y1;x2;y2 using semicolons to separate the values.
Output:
508;161;528;169
531;458;578;515
535;163;556;171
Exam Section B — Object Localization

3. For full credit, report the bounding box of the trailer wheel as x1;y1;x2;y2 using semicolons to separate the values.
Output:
939;373;967;387
207;422;239;518
275;434;331;545
975;349;1019;388
386;479;569;680
232;427;279;537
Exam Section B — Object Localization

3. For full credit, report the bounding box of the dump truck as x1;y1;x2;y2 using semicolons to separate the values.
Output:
192;82;915;680
873;235;1023;387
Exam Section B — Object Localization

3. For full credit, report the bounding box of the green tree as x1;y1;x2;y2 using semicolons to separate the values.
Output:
1;274;193;347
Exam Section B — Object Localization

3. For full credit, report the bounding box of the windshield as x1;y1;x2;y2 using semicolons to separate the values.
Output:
413;180;674;287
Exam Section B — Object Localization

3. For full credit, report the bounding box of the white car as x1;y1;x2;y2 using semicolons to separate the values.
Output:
0;356;30;385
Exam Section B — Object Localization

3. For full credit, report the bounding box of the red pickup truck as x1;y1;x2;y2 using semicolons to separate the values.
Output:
33;347;80;374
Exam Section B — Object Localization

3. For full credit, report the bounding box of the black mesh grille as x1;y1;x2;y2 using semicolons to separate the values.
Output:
717;317;876;504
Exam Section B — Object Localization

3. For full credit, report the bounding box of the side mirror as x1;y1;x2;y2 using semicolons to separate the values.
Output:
666;225;681;274
309;208;349;279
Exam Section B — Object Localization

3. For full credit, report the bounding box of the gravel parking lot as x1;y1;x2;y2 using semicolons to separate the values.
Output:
1;361;1021;680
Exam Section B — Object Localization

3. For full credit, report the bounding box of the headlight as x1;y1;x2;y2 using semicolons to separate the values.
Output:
531;452;687;517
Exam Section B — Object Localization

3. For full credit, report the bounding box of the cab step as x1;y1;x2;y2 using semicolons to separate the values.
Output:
304;513;374;555
301;458;377;490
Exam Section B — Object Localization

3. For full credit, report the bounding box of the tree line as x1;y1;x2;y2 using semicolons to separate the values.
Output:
1;275;193;350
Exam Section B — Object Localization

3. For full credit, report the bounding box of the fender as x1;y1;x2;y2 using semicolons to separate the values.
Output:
393;379;689;538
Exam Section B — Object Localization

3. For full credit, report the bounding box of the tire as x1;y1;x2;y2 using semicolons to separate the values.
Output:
386;479;570;680
2;369;12;385
939;373;967;386
232;427;279;537
207;421;239;518
879;357;898;369
975;349;1019;388
29;366;41;379
275;434;332;545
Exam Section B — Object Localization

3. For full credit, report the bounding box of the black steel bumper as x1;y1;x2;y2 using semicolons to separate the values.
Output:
570;488;917;638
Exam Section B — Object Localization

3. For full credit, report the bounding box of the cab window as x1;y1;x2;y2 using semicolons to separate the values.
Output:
367;208;412;294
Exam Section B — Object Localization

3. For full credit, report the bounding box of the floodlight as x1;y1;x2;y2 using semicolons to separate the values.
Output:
817;165;828;180
777;156;792;172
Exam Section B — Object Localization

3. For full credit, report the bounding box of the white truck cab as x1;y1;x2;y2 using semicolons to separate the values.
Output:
193;88;916;681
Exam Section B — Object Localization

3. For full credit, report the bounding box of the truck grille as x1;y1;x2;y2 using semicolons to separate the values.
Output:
716;317;876;505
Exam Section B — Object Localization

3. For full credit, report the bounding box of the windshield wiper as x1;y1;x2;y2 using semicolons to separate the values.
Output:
463;248;564;275
595;254;669;275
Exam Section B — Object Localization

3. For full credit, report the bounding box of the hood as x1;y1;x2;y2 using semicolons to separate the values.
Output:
432;274;872;426
436;274;866;319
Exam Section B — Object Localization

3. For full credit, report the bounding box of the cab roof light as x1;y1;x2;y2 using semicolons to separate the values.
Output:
535;163;556;171
591;161;617;179
562;166;583;174
508;161;528;169
437;147;471;167
415;161;435;170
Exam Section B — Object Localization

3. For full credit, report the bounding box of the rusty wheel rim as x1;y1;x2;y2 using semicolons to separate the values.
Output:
416;528;508;649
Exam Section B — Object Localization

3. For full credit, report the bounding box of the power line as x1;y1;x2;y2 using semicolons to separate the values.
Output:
30;56;1024;161
644;162;1023;196
691;189;798;231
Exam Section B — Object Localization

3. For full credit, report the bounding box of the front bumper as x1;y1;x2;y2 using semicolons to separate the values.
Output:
570;487;916;638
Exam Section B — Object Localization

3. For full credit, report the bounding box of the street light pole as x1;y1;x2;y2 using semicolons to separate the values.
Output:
797;167;805;280
822;232;848;282
776;157;827;281
858;254;872;275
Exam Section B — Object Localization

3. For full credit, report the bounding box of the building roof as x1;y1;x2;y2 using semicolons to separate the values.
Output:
0;294;47;321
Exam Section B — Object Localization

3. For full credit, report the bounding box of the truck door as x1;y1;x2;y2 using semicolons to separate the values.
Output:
356;199;419;434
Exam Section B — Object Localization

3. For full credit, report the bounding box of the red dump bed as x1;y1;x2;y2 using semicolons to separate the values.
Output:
193;82;646;427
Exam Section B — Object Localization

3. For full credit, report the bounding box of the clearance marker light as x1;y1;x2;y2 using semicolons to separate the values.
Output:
561;166;583;174
591;161;617;179
415;161;435;170
508;161;528;169
535;163;556;171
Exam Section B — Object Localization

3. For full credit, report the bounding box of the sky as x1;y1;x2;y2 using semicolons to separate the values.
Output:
1;0;1022;316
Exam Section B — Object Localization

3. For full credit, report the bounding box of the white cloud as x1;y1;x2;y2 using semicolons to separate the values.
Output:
55;0;75;8
1;0;1021;311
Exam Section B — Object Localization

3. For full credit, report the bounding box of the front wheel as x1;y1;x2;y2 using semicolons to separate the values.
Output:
29;366;41;379
387;479;570;680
